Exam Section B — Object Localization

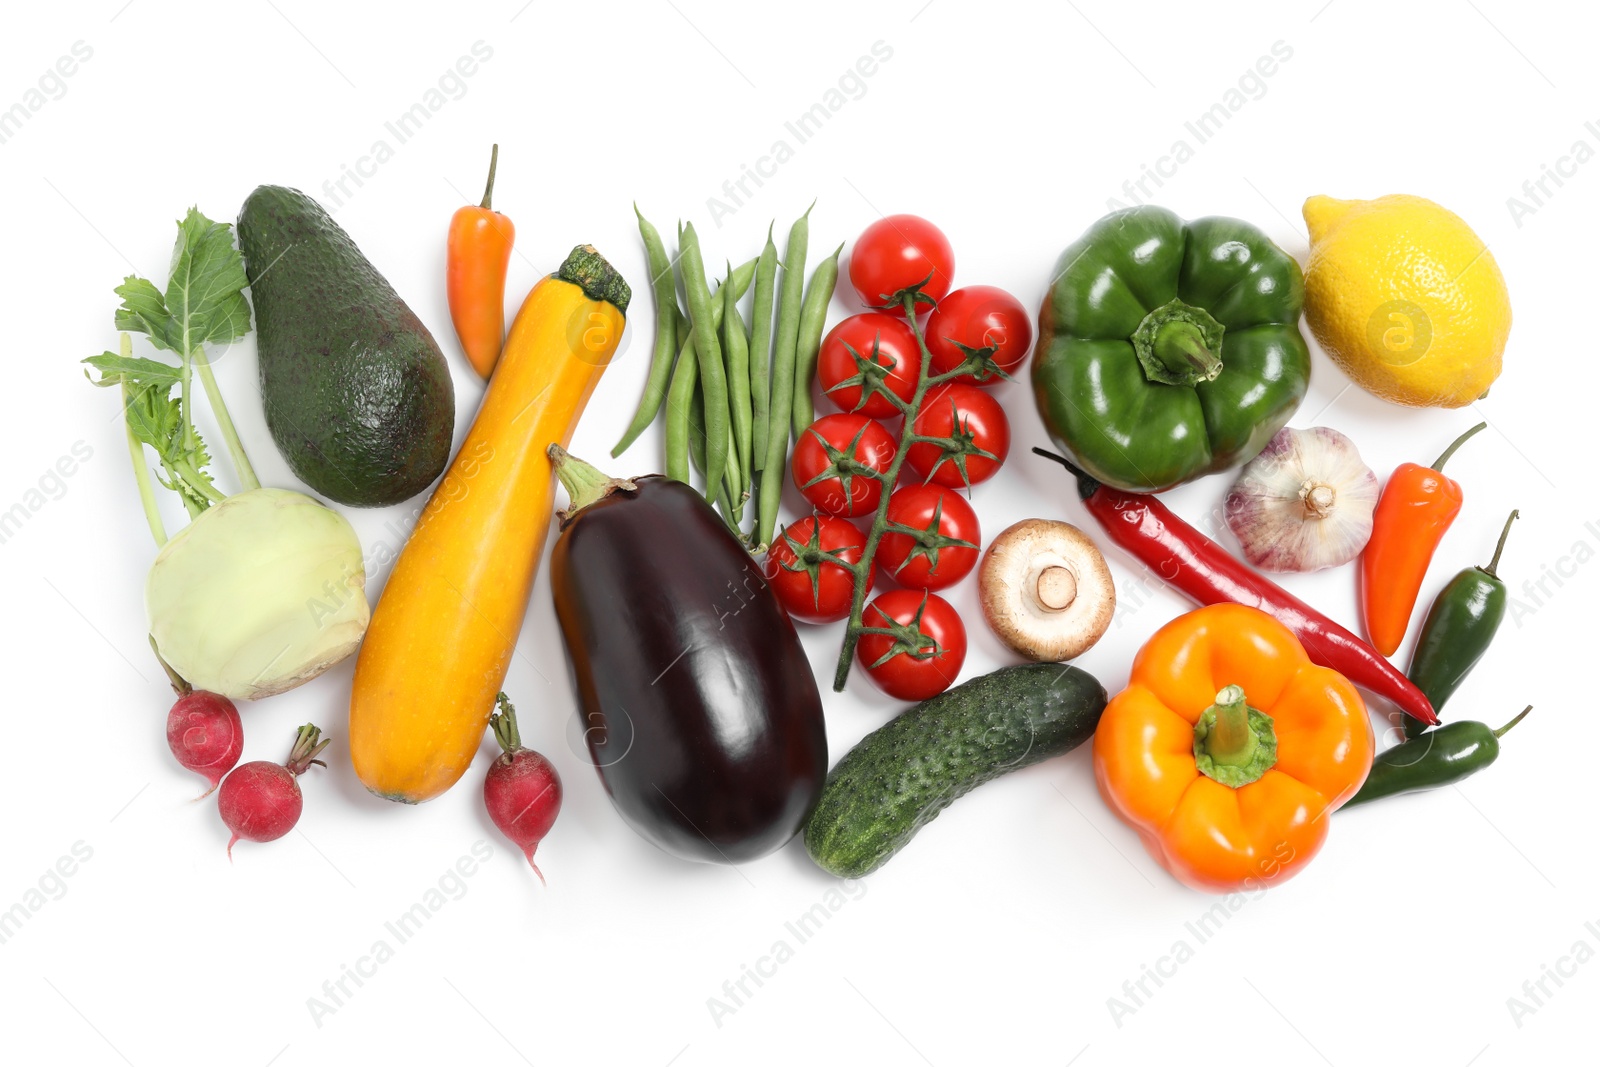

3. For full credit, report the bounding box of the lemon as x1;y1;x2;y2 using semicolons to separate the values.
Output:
1302;194;1511;408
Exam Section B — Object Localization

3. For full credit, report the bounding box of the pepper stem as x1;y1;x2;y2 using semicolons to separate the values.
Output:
1193;684;1279;788
1205;686;1256;766
1430;421;1487;472
480;144;499;210
1493;705;1533;738
1130;299;1226;386
548;444;637;524
1152;321;1222;381
1482;508;1519;578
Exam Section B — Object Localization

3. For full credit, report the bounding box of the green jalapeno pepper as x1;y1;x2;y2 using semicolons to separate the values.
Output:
1404;509;1518;740
1346;706;1531;807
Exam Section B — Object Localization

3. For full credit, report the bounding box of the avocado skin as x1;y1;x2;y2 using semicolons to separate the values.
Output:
237;185;454;508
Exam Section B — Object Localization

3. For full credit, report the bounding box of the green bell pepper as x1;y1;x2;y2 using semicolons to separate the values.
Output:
1033;207;1311;493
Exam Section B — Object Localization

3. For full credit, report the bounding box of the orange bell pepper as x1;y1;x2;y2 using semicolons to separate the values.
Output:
447;144;515;379
1094;603;1373;893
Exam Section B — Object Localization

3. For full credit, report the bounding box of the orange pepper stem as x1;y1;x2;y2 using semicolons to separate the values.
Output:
1204;686;1256;766
479;143;499;210
1193;684;1279;788
1429;421;1486;472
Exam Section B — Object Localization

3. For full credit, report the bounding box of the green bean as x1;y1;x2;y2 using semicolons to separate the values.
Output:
664;331;699;484
723;267;753;490
727;256;758;300
678;222;728;501
748;225;779;473
612;206;680;458
668;257;752;488
721;420;745;525
791;241;843;436
755;204;812;549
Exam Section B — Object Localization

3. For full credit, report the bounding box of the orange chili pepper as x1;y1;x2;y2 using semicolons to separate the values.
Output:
1359;422;1485;656
1093;604;1373;893
447;144;515;378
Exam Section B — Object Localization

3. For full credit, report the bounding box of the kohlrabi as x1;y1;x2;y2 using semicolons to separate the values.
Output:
85;208;369;700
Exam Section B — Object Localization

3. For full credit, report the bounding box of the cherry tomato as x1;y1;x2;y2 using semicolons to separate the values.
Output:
925;285;1034;386
764;516;872;624
817;312;919;419
791;413;898;517
906;383;1011;489
856;590;967;701
848;214;955;309
875;485;981;591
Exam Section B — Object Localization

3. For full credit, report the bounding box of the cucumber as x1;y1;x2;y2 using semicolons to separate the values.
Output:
804;664;1108;877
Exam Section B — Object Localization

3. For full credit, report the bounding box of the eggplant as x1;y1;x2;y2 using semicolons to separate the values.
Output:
547;448;827;864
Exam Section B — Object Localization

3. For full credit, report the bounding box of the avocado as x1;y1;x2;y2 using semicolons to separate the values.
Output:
237;185;454;507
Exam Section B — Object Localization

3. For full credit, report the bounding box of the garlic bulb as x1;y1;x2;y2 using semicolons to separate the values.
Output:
1224;426;1378;572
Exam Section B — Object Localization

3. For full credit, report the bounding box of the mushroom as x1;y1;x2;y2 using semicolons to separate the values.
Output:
978;519;1115;662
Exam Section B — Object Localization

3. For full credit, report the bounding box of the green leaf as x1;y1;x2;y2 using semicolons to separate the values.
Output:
112;208;252;356
113;276;178;351
82;352;183;388
166;207;252;352
121;377;218;515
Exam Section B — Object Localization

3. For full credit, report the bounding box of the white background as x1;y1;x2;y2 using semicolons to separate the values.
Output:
1;1;1593;1064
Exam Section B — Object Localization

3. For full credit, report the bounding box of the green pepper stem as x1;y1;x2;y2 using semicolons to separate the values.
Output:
1203;685;1258;767
1493;705;1533;738
1152;321;1222;381
1482;509;1519;578
1430;421;1487;472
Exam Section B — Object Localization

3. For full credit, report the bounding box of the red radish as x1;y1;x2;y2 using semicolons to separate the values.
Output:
217;723;330;859
166;690;243;798
484;694;562;883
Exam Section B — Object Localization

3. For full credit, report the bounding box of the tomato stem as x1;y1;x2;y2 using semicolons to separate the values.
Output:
831;289;943;692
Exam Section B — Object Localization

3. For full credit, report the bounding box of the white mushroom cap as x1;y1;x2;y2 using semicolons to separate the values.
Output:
978;519;1115;662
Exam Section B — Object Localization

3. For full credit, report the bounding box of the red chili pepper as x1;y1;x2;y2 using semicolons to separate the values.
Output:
1035;449;1437;725
1360;422;1485;657
447;144;515;379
